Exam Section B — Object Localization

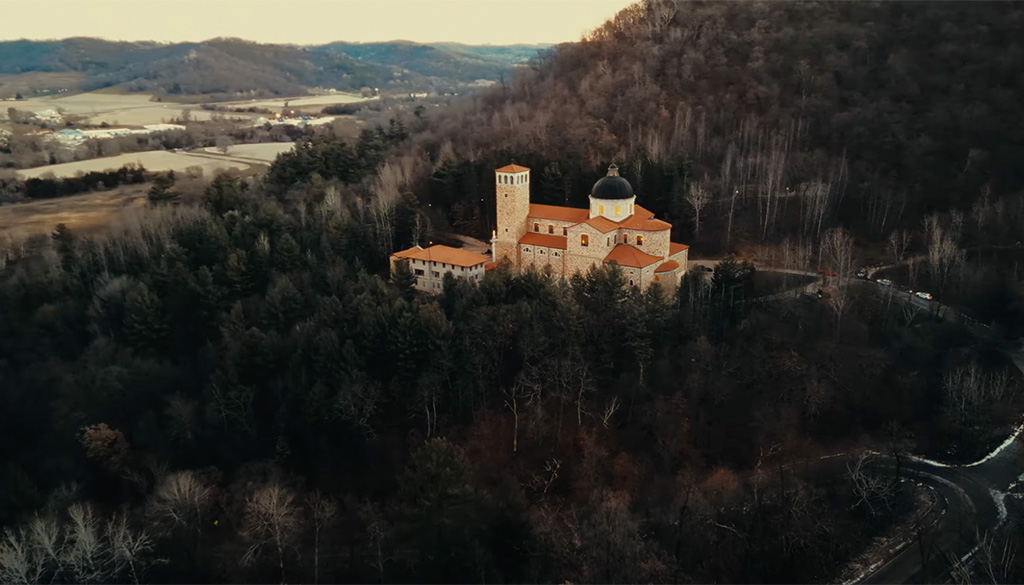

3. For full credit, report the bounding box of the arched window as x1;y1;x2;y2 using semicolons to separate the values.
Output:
629;279;634;286
581;234;589;247
654;274;660;281
615;205;621;216
636;235;644;246
598;205;605;215
534;222;540;232
548;225;554;234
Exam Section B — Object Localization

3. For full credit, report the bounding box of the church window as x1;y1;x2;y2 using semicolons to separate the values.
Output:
548;225;554;234
629;279;635;286
598;205;604;214
562;227;568;236
554;251;560;257
654;275;660;281
534;222;540;232
538;249;546;255
615;205;621;216
637;235;644;246
606;237;610;246
523;247;531;253
581;234;589;247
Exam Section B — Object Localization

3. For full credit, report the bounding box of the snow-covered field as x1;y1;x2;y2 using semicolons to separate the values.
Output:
10;91;248;126
205;142;295;162
16;151;251;179
222;93;372;109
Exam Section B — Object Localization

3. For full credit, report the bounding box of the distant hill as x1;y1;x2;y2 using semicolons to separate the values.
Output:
0;38;550;99
312;41;547;82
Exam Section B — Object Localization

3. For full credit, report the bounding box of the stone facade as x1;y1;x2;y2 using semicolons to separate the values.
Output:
492;164;531;266
491;163;690;291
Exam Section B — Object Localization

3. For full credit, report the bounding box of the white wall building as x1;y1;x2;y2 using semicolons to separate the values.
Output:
389;244;491;293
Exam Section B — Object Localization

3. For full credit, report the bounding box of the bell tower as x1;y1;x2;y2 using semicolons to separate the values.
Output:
492;163;531;265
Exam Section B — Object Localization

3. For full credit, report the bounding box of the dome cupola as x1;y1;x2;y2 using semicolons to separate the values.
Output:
591;164;634;200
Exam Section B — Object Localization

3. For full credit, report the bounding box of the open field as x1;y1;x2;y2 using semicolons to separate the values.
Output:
7;91;252;126
0;72;87;99
217;93;372;110
16;150;253;179
204;142;295;162
0;184;149;242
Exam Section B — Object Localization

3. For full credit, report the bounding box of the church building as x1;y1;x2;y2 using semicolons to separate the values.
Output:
490;163;689;289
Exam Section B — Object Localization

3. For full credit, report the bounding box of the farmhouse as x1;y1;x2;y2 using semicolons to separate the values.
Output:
491;163;689;290
389;244;490;293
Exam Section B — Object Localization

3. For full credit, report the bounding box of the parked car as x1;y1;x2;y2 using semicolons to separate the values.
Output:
877;278;893;286
915;291;934;301
856;268;868;279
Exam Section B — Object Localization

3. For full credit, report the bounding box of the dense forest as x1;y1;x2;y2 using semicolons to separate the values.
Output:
408;1;1024;255
1;124;1022;583
3;1;1024;583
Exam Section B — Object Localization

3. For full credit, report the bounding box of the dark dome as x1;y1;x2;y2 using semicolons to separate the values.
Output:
591;164;634;199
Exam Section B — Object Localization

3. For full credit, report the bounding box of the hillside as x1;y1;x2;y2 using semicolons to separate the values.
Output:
312;41;546;82
0;38;549;99
412;0;1024;252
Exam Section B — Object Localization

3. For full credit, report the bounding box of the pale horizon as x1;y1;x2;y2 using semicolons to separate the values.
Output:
0;0;637;46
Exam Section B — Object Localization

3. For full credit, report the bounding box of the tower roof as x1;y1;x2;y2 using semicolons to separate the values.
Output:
496;163;530;173
591;164;634;199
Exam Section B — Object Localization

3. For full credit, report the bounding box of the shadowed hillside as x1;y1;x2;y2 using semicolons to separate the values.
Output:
411;0;1024;253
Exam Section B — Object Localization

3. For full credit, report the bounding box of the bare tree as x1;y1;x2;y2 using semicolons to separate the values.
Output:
846;452;898;517
827;285;849;341
370;156;415;257
943;363;1015;423
887;229;912;265
106;514;156;585
215;135;233;154
62;503;108;583
686;178;712;240
821;227;855;278
304;491;337;585
240;482;301;584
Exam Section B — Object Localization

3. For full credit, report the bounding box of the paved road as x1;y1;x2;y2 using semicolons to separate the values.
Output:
854;281;1023;583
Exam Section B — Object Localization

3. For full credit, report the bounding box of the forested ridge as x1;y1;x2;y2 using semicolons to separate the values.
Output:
411;0;1024;255
3;1;1024;583
0;38;543;98
1;125;1022;583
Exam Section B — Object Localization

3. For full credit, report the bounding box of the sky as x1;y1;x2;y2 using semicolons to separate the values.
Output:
0;0;637;45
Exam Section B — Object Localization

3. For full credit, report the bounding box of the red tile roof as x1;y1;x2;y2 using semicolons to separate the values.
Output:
584;216;619;233
391;245;490;268
519;233;568;250
619;205;672;231
484;262;498;271
603;244;663;269
669;242;690;255
655;260;680;273
496;163;530;173
529;203;589;223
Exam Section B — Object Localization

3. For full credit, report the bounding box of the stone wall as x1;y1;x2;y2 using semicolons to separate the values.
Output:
495;170;530;258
